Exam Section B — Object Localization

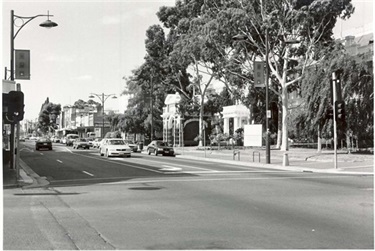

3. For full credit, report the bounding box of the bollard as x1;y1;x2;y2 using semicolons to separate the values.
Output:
283;152;289;166
233;150;240;160
253;151;260;162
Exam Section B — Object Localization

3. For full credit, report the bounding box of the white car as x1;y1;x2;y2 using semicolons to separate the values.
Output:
99;138;132;158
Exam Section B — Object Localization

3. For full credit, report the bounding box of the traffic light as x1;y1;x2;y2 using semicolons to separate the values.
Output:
334;101;345;122
253;61;265;87
6;91;25;122
325;105;333;120
15;50;30;80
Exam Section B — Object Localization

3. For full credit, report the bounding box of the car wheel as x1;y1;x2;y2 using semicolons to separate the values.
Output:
36;147;39;151
154;150;158;156
50;147;53;150
106;150;109;158
99;148;104;156
148;149;151;155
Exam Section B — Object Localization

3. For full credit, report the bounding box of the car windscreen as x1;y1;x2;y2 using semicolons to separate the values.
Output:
109;140;125;145
157;142;167;146
38;138;50;142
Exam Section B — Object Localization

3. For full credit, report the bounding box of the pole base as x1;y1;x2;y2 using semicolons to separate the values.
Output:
283;153;289;166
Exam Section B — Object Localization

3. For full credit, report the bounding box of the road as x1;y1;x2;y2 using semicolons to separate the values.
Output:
3;141;374;249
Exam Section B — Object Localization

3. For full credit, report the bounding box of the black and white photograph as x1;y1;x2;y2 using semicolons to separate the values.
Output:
2;0;373;249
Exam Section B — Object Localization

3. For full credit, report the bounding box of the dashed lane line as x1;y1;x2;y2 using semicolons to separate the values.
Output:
57;160;63;163
82;171;94;177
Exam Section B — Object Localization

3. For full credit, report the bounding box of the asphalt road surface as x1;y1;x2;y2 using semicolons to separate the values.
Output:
4;141;373;249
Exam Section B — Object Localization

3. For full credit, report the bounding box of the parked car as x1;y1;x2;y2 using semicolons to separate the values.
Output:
65;134;79;146
146;140;175;156
92;137;103;148
99;138;132;158
72;138;90;149
35;137;52;151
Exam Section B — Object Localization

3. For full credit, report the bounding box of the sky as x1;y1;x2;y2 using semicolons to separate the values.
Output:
1;0;373;121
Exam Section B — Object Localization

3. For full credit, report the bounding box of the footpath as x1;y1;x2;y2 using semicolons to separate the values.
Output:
174;146;374;175
3;147;373;189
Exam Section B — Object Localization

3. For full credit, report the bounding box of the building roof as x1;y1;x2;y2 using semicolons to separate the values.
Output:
355;33;373;47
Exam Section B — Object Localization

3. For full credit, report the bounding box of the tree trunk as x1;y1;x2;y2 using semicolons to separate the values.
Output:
198;99;204;147
280;86;288;151
317;123;322;153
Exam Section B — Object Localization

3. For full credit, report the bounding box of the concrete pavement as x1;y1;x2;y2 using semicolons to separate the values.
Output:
3;147;373;189
173;146;374;175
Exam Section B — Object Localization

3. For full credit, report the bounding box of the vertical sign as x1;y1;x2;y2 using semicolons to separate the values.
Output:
15;50;30;80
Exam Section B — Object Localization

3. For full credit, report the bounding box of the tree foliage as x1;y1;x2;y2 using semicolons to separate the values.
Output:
38;98;61;133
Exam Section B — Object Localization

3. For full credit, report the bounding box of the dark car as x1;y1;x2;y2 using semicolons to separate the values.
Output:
124;140;138;152
35;137;52;151
146;140;175;156
72;138;90;149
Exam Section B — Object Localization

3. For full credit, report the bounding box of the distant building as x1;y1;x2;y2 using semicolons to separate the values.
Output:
342;33;373;61
57;105;115;138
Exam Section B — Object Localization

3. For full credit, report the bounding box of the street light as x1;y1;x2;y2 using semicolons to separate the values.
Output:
232;31;271;164
8;10;58;174
10;10;58;81
88;93;117;138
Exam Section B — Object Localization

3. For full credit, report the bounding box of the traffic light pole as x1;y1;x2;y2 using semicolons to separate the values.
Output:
15;84;21;180
332;72;338;169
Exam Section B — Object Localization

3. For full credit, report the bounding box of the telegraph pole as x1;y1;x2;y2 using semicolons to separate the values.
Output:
332;72;338;169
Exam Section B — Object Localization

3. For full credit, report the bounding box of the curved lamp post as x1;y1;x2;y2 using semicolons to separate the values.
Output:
89;93;117;138
10;10;58;81
8;10;58;174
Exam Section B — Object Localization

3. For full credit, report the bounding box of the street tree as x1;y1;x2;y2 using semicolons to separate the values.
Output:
38;98;61;133
297;41;373;149
190;0;354;150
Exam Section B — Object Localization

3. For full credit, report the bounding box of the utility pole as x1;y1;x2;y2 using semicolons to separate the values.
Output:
150;75;154;141
332;72;338;169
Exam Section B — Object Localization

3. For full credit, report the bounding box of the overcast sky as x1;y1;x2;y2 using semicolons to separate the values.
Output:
2;0;373;121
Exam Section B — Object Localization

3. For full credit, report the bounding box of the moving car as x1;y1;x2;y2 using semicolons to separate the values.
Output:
99;138;132;158
65;134;79;146
92;137;103;148
147;140;175;156
72;138;90;149
35;137;52;151
124;140;138;152
86;138;94;148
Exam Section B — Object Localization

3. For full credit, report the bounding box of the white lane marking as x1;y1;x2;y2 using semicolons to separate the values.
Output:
160;165;182;172
82;171;94;177
101;174;361;186
124;158;216;171
20;147;34;152
57;160;63;163
176;170;292;174
40;153;44;155
72;152;163;174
